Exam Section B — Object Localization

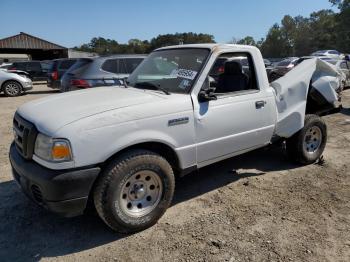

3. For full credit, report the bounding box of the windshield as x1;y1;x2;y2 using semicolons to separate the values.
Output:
127;48;210;94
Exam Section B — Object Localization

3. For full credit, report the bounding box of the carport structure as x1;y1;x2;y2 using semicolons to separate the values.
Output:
0;32;68;60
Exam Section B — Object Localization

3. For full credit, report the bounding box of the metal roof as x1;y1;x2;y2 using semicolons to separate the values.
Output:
0;32;66;50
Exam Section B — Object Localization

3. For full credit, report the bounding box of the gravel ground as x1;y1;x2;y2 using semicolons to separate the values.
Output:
0;84;349;262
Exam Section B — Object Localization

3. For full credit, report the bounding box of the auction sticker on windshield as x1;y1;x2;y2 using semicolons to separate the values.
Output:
171;69;197;80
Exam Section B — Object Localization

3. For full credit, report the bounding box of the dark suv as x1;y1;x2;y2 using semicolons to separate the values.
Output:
8;61;52;81
47;59;77;89
61;55;146;92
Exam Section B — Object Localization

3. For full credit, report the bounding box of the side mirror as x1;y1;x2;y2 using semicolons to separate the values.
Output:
198;88;217;102
198;77;217;102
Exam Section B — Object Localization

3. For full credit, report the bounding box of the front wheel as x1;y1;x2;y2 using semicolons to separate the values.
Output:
286;114;327;164
3;81;22;97
93;150;175;233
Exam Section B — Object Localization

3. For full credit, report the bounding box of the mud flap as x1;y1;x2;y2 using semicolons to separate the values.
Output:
270;58;341;138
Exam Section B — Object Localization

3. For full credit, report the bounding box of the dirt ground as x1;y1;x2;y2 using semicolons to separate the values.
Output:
0;84;349;262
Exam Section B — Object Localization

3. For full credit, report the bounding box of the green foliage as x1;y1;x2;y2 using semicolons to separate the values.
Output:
75;1;349;58
237;36;256;46
240;0;349;57
74;33;215;55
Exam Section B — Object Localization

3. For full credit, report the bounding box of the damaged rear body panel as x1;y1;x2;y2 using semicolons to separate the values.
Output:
271;58;341;138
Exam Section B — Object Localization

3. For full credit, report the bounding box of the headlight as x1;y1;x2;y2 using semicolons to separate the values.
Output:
34;133;72;162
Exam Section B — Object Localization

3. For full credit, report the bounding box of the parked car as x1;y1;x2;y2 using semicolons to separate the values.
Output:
60;55;146;92
47;59;78;89
0;70;32;96
327;59;350;88
264;59;274;75
0;63;13;69
294;56;348;90
310;50;342;59
10;44;341;233
295;56;334;65
7;61;52;81
268;57;299;82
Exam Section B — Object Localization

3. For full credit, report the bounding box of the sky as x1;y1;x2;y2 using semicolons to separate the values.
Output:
0;0;337;48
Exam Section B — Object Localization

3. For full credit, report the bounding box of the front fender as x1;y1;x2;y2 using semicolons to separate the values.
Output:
270;58;341;138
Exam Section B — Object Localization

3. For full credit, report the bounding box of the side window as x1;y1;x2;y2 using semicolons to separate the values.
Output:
117;59;127;74
27;62;41;71
59;60;76;70
329;51;339;55
101;59;118;73
14;63;26;70
123;58;143;73
208;53;258;94
40;62;51;71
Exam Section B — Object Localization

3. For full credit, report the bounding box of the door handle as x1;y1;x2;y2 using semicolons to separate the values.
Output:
255;100;266;109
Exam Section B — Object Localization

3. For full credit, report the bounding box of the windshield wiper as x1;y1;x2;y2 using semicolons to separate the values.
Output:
134;82;171;95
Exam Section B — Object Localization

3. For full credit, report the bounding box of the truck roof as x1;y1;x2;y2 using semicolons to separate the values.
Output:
156;43;259;52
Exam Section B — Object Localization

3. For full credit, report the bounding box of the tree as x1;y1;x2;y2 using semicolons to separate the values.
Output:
74;33;215;55
260;24;291;58
330;0;350;52
237;36;256;46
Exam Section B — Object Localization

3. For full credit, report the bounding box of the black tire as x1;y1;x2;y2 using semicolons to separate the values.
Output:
2;81;22;97
93;150;175;233
269;73;279;82
286;114;327;164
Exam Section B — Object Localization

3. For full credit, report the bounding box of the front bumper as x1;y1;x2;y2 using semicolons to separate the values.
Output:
9;142;101;217
22;82;33;91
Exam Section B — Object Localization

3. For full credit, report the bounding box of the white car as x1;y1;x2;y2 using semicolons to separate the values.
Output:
10;44;342;233
0;70;32;96
325;60;350;88
311;50;343;59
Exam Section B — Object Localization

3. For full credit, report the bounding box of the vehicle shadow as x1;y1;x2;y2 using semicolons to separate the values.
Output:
0;145;299;261
0;90;59;98
340;106;350;116
33;81;48;85
25;90;60;95
173;145;298;205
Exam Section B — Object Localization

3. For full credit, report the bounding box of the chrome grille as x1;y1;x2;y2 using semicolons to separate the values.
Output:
13;113;37;159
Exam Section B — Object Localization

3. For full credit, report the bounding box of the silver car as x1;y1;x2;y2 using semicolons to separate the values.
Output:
0;70;32;97
326;60;350;89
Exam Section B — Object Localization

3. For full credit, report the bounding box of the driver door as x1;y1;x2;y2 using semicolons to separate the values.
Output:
193;52;275;166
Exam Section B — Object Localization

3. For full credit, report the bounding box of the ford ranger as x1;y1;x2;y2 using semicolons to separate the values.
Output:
9;44;341;233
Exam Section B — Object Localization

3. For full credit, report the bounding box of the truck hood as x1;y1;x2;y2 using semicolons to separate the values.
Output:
17;87;167;134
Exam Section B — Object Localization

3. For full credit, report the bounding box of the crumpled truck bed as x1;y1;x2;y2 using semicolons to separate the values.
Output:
270;58;341;138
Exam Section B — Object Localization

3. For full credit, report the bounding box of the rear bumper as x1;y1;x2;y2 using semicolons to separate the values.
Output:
47;80;60;89
9;142;101;217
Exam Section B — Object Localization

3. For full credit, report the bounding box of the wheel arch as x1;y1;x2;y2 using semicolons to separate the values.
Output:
101;141;182;176
1;79;23;92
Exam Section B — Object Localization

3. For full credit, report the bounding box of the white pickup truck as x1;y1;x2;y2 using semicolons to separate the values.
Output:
10;44;341;233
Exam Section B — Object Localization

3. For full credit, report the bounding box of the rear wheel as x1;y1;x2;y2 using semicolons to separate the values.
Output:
3;81;22;97
286;114;327;164
94;150;175;233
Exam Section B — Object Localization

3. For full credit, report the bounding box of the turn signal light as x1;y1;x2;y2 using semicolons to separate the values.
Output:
51;142;72;161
